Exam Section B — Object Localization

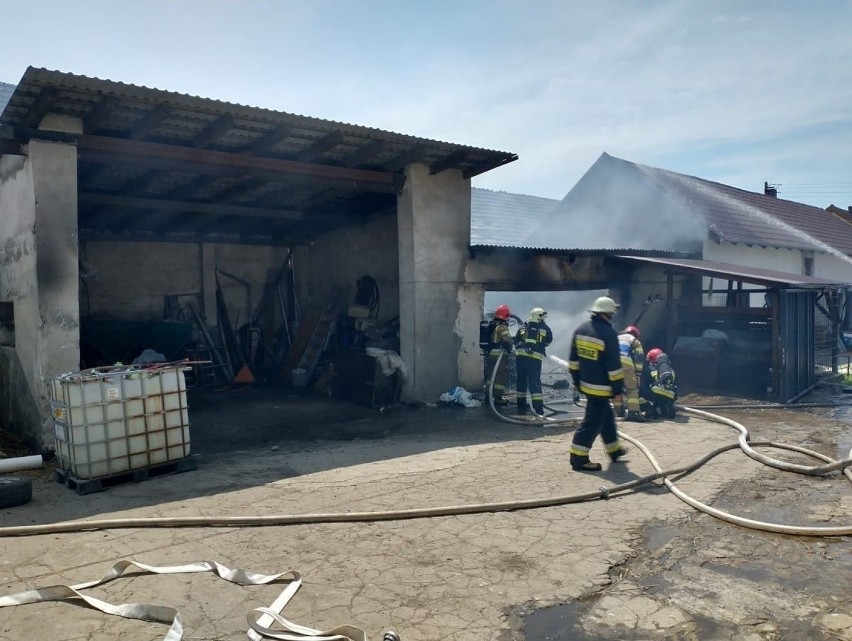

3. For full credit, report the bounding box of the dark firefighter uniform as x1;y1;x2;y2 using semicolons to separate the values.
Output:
487;317;514;405
639;350;678;419
568;298;628;470
515;308;553;417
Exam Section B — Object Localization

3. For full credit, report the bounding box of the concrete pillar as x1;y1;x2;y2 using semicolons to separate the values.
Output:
30;116;82;444
397;164;471;401
456;282;486;391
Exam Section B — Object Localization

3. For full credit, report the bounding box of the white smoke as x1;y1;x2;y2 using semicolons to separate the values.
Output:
485;290;607;360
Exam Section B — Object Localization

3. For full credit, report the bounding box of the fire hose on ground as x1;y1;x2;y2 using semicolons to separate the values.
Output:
0;350;852;537
0;350;849;538
1;352;851;641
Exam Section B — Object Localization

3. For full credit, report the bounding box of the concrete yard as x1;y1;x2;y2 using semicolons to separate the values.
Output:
1;388;851;641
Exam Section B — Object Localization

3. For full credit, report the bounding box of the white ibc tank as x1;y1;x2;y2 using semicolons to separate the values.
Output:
50;364;191;479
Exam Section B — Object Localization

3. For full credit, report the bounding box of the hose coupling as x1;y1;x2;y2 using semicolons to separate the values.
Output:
383;631;401;641
599;486;610;500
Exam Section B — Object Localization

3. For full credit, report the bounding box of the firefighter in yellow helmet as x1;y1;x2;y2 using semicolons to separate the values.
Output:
616;324;646;422
486;304;514;406
568;296;629;471
515;307;553;418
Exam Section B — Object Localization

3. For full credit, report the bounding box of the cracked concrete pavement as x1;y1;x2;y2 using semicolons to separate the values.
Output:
1;400;850;640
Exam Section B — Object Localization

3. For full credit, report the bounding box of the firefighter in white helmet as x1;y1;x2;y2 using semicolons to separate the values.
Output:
515;307;553;418
568;296;629;471
616;324;646;422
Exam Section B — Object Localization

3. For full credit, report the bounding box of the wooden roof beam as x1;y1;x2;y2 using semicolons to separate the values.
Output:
344;139;384;168
296;131;344;162
83;96;117;134
79;192;305;221
129;105;172;140
78;227;292;247
191;115;235;149
77;135;403;193
248;123;293;153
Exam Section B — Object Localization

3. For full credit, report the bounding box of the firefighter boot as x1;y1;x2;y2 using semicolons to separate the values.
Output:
571;457;603;472
626;411;647;423
516;397;529;415
609;446;629;463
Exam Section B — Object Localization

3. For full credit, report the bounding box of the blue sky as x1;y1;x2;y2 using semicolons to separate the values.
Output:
2;0;850;208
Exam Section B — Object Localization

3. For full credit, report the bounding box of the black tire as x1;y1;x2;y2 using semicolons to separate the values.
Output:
0;476;33;508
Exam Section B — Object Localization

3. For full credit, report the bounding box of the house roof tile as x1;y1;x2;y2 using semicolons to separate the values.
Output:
525;153;852;257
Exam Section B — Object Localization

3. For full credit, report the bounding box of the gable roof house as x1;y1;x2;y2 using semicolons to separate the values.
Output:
524;153;852;401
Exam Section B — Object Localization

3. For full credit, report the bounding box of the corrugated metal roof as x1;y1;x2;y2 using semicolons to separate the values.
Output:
0;82;14;115
1;68;517;177
0;68;518;246
470;188;559;246
525;152;852;257
618;255;850;288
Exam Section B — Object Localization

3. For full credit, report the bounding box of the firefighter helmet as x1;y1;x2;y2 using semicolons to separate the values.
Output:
623;325;640;338
647;348;663;363
494;304;511;320
589;296;619;315
529;307;547;322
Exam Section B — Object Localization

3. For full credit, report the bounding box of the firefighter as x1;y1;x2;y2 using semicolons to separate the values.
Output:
486;304;515;406
639;348;678;419
616;325;646;422
568;296;629;471
515;307;553;418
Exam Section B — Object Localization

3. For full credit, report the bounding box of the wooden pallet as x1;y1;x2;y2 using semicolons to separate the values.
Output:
55;456;198;495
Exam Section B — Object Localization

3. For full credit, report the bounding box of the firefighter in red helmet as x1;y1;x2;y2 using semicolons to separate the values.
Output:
616;324;646;422
485;304;514;406
639;348;678;419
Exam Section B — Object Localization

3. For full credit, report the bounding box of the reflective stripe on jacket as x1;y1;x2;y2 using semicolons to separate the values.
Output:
569;315;625;398
488;321;514;356
617;333;645;373
516;321;553;361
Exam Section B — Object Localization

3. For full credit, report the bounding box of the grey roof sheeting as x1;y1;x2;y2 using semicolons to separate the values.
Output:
0;68;517;246
525;153;852;256
618;255;850;288
1;68;517;178
470;188;559;246
0;82;14;114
